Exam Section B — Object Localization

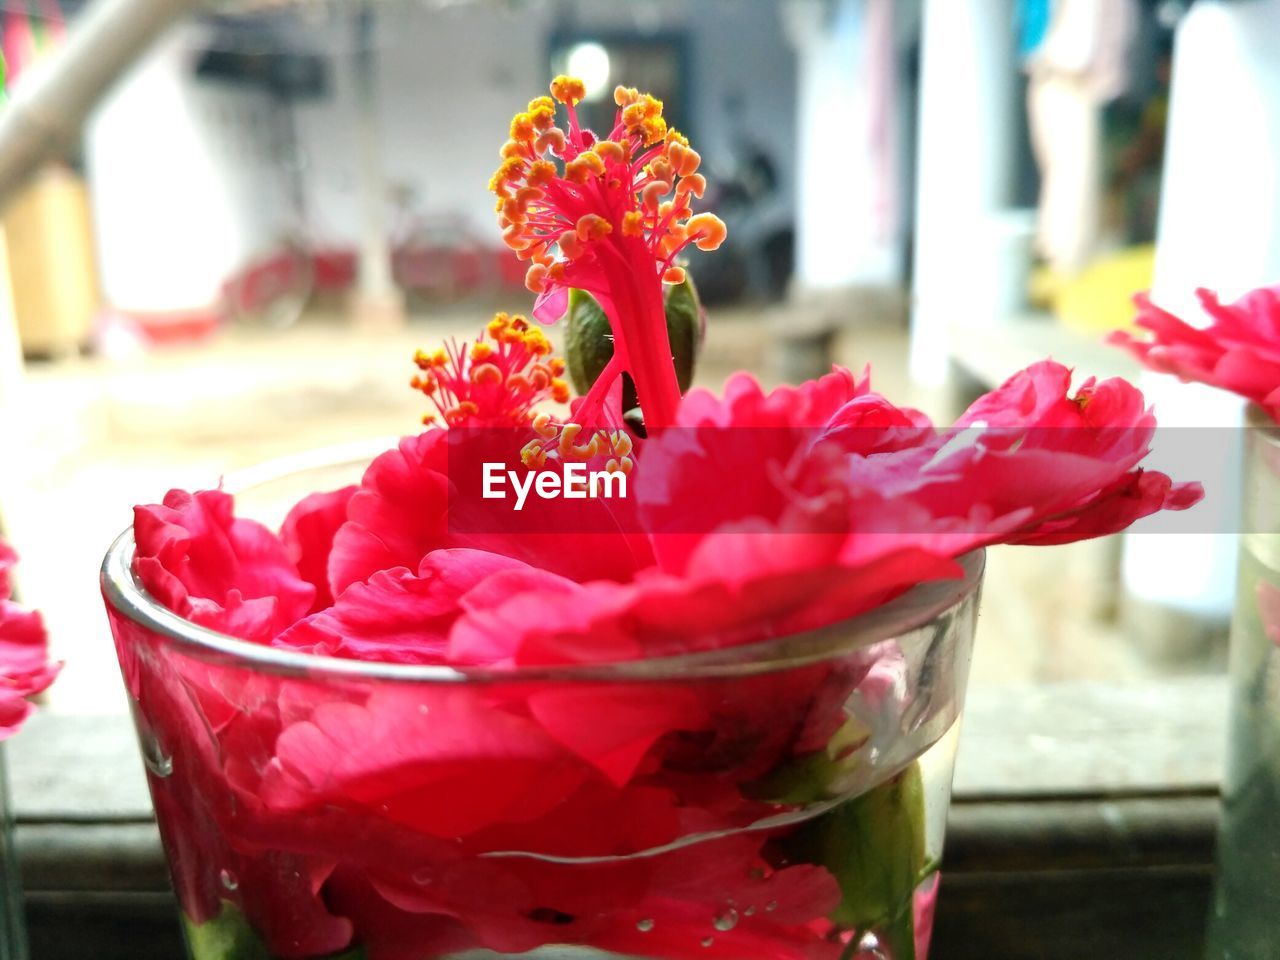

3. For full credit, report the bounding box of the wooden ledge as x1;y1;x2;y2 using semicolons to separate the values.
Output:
6;677;1227;959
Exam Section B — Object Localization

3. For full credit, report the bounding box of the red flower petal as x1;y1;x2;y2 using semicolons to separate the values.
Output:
280;485;357;613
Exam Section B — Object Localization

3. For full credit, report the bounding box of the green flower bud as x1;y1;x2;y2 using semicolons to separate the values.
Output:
565;274;706;427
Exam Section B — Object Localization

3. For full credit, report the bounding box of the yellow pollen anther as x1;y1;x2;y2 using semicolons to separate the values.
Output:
528;96;557;131
525;262;549;293
500;140;524;159
550;378;571;404
532;412;557;439
470;341;494;362
595;140;625;163
527;160;557;188
575;213;613;242
611;432;633;458
510;113;536;142
502;223;530;251
641;181;671;210
557;230;585;259
565;151;607;183
521;440;548;468
550;75;586;104
622;211;645;237
524;331;552;356
648;157;674;183
663;266;687;284
686;212;728;251
502;198;526;222
676;173;707;199
445;401;479;425
471;363;502;385
558;422;598;460
536;128;567;155
606;456;635;476
614;85;639;106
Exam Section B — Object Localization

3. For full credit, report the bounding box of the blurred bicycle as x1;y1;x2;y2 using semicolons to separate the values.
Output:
202;17;324;328
388;182;491;310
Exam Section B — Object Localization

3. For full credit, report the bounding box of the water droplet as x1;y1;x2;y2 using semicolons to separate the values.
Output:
700;937;714;948
411;867;434;885
144;748;174;778
713;908;739;932
137;727;172;777
857;932;888;959
764;900;778;913
743;906;757;917
219;869;238;891
129;704;173;778
635;918;655;933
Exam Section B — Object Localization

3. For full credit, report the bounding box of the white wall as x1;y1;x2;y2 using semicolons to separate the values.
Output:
293;0;798;243
87;1;799;312
87;23;288;316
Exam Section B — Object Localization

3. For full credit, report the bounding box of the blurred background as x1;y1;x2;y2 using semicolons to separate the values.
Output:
0;0;1275;710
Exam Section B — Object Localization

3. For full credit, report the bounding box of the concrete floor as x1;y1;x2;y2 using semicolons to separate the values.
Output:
2;300;1162;712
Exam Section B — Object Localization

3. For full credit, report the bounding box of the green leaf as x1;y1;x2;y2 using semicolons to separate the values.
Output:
564;275;705;413
182;902;366;960
779;763;929;960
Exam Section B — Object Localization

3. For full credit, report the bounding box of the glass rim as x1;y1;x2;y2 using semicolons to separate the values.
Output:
102;527;983;684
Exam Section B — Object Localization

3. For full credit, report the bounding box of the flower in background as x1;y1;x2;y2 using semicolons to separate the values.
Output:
0;538;59;738
1109;285;1280;421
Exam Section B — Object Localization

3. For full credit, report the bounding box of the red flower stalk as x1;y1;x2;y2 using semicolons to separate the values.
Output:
490;76;727;435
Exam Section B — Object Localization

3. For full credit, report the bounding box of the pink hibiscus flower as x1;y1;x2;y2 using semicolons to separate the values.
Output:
1109;285;1280;421
0;539;59;739
117;75;1205;960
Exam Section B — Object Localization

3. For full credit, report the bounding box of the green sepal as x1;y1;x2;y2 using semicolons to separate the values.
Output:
777;763;929;960
745;716;876;806
182;901;366;960
564;274;705;407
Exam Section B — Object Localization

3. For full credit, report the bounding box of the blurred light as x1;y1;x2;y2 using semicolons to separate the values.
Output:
566;42;610;102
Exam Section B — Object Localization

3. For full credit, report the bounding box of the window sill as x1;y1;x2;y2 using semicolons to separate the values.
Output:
7;676;1225;959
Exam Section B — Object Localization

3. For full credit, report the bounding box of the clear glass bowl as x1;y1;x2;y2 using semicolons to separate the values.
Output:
101;450;983;960
1206;407;1280;959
